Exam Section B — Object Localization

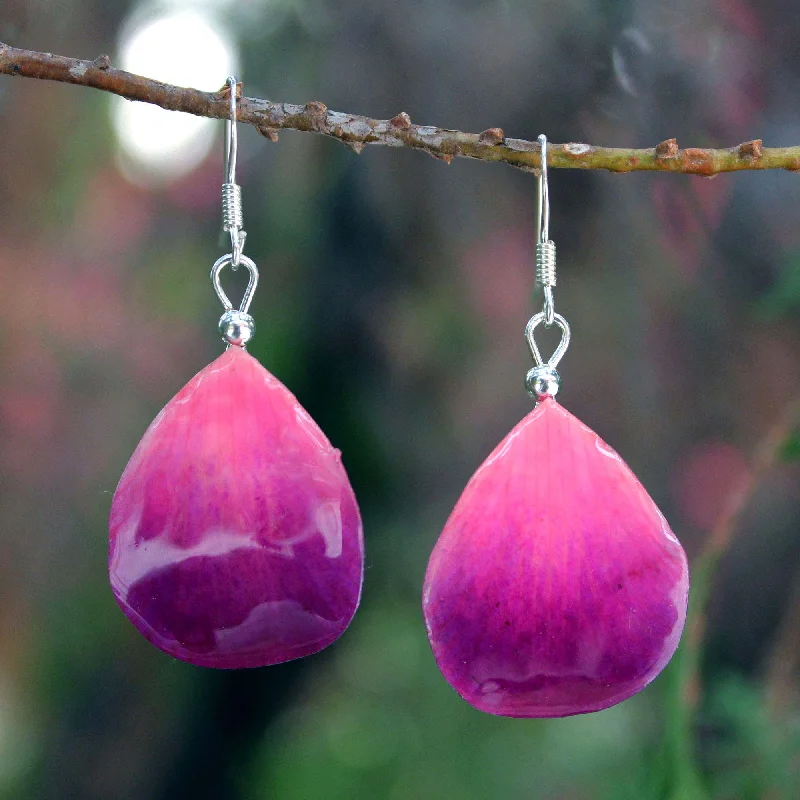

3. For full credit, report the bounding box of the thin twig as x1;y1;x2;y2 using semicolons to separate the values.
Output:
701;397;800;581
688;396;800;677
1;42;799;176
662;396;800;800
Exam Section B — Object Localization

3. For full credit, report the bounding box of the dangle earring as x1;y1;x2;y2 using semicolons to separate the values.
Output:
422;136;689;717
109;78;364;668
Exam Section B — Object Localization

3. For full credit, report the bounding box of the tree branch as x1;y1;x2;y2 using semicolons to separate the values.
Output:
2;42;799;175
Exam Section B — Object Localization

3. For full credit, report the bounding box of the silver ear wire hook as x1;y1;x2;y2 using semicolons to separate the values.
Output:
536;134;557;328
225;76;238;185
212;76;258;350
525;134;570;400
222;76;246;269
536;134;550;244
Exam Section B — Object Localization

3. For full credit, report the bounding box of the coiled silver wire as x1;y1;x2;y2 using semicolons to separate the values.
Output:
536;241;556;326
536;240;556;288
222;183;243;235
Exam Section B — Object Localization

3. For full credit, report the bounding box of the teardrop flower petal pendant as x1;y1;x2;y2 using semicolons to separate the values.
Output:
423;397;688;716
108;78;363;668
109;347;364;668
422;135;688;716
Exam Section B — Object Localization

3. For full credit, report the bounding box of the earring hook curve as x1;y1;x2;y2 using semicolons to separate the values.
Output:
536;133;550;245
222;76;246;268
225;76;238;185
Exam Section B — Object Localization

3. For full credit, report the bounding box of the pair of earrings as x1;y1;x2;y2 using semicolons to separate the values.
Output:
109;80;689;718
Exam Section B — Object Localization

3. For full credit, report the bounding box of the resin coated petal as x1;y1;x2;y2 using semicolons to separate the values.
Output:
423;398;688;717
109;347;363;668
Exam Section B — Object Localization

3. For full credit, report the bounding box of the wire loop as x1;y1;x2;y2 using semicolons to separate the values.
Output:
211;253;259;315
525;311;571;370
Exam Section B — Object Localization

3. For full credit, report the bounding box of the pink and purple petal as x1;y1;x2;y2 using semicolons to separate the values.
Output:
423;398;689;717
109;347;364;668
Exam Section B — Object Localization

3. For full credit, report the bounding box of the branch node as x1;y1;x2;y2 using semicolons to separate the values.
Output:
479;127;504;146
563;142;591;157
258;127;279;142
738;139;763;160
218;80;240;99
304;100;326;115
92;54;111;70
655;138;679;159
681;148;715;175
343;140;365;155
303;100;329;132
389;112;412;129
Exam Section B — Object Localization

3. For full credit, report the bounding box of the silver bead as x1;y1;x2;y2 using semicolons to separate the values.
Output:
525;365;561;399
219;310;255;347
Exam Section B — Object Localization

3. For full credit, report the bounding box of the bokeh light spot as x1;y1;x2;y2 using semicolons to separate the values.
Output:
113;7;237;184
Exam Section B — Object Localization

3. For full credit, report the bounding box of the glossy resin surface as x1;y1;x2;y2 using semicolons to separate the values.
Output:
423;398;689;717
109;347;364;668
